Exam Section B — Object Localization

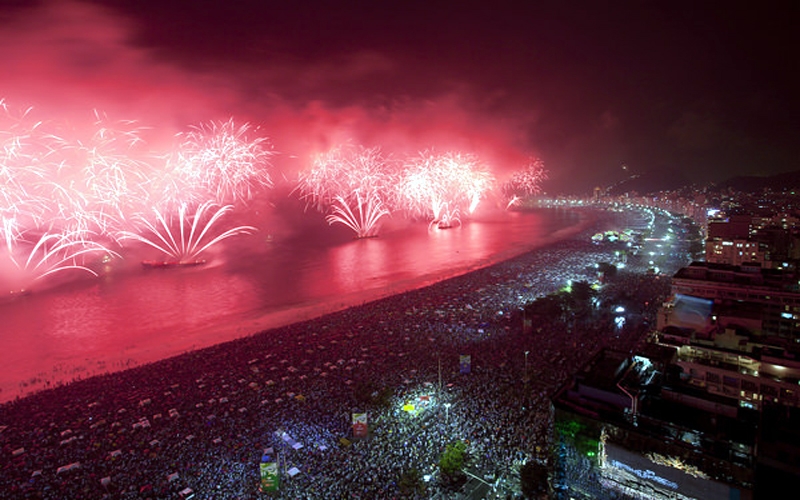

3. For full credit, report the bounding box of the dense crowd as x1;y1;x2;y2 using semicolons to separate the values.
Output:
0;206;692;499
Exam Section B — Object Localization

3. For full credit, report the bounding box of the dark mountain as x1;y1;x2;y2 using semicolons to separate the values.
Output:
603;168;800;196
717;170;800;193
607;168;692;196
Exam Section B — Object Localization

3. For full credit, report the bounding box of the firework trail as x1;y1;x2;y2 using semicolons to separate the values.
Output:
3;109;156;241
325;192;390;238
1;100;50;232
70;113;155;228
117;201;256;263
0;102;107;287
0;225;119;291
3;230;118;282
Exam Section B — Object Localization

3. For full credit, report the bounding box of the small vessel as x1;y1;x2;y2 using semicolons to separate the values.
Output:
141;260;206;269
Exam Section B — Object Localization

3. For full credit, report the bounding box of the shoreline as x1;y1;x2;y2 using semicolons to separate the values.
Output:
1;207;596;405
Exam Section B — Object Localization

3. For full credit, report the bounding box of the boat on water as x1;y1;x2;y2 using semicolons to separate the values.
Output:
141;260;207;269
2;289;32;303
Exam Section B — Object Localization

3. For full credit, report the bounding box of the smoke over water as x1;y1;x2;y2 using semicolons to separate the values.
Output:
0;0;535;178
0;1;551;294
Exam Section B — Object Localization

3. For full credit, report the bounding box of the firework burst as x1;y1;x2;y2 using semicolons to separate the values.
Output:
297;144;396;237
172;119;274;205
502;158;548;207
1;101;271;287
398;151;494;228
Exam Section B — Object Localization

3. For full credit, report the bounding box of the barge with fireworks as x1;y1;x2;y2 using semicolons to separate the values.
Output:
141;260;206;269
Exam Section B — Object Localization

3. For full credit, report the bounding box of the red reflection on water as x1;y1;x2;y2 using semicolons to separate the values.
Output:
0;209;578;402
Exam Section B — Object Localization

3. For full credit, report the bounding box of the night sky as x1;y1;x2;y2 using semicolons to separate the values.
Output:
1;0;797;194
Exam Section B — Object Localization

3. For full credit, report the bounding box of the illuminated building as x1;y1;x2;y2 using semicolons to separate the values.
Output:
551;348;756;499
705;239;770;267
667;261;800;345
705;213;800;268
551;259;800;498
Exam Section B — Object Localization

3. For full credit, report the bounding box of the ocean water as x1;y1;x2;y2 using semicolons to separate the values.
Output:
0;207;581;402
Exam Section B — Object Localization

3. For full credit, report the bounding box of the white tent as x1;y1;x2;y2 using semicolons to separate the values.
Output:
56;462;81;475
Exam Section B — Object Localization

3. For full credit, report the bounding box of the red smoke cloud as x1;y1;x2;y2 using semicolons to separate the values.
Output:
0;0;537;182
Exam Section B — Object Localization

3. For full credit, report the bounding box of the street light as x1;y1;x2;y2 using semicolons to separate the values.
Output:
444;402;452;423
524;351;530;374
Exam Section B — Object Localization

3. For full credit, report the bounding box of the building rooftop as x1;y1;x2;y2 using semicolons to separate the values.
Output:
553;347;759;467
674;261;797;290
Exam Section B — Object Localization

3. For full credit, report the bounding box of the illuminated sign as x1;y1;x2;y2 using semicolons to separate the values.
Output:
608;460;678;489
352;413;368;438
259;461;279;492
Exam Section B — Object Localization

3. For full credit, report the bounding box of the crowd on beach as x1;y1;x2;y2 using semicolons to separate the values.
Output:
0;206;694;499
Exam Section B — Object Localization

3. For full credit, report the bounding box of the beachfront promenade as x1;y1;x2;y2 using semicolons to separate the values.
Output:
0;205;691;499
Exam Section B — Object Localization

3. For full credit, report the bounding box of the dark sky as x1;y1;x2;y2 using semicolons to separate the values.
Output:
1;0;798;194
